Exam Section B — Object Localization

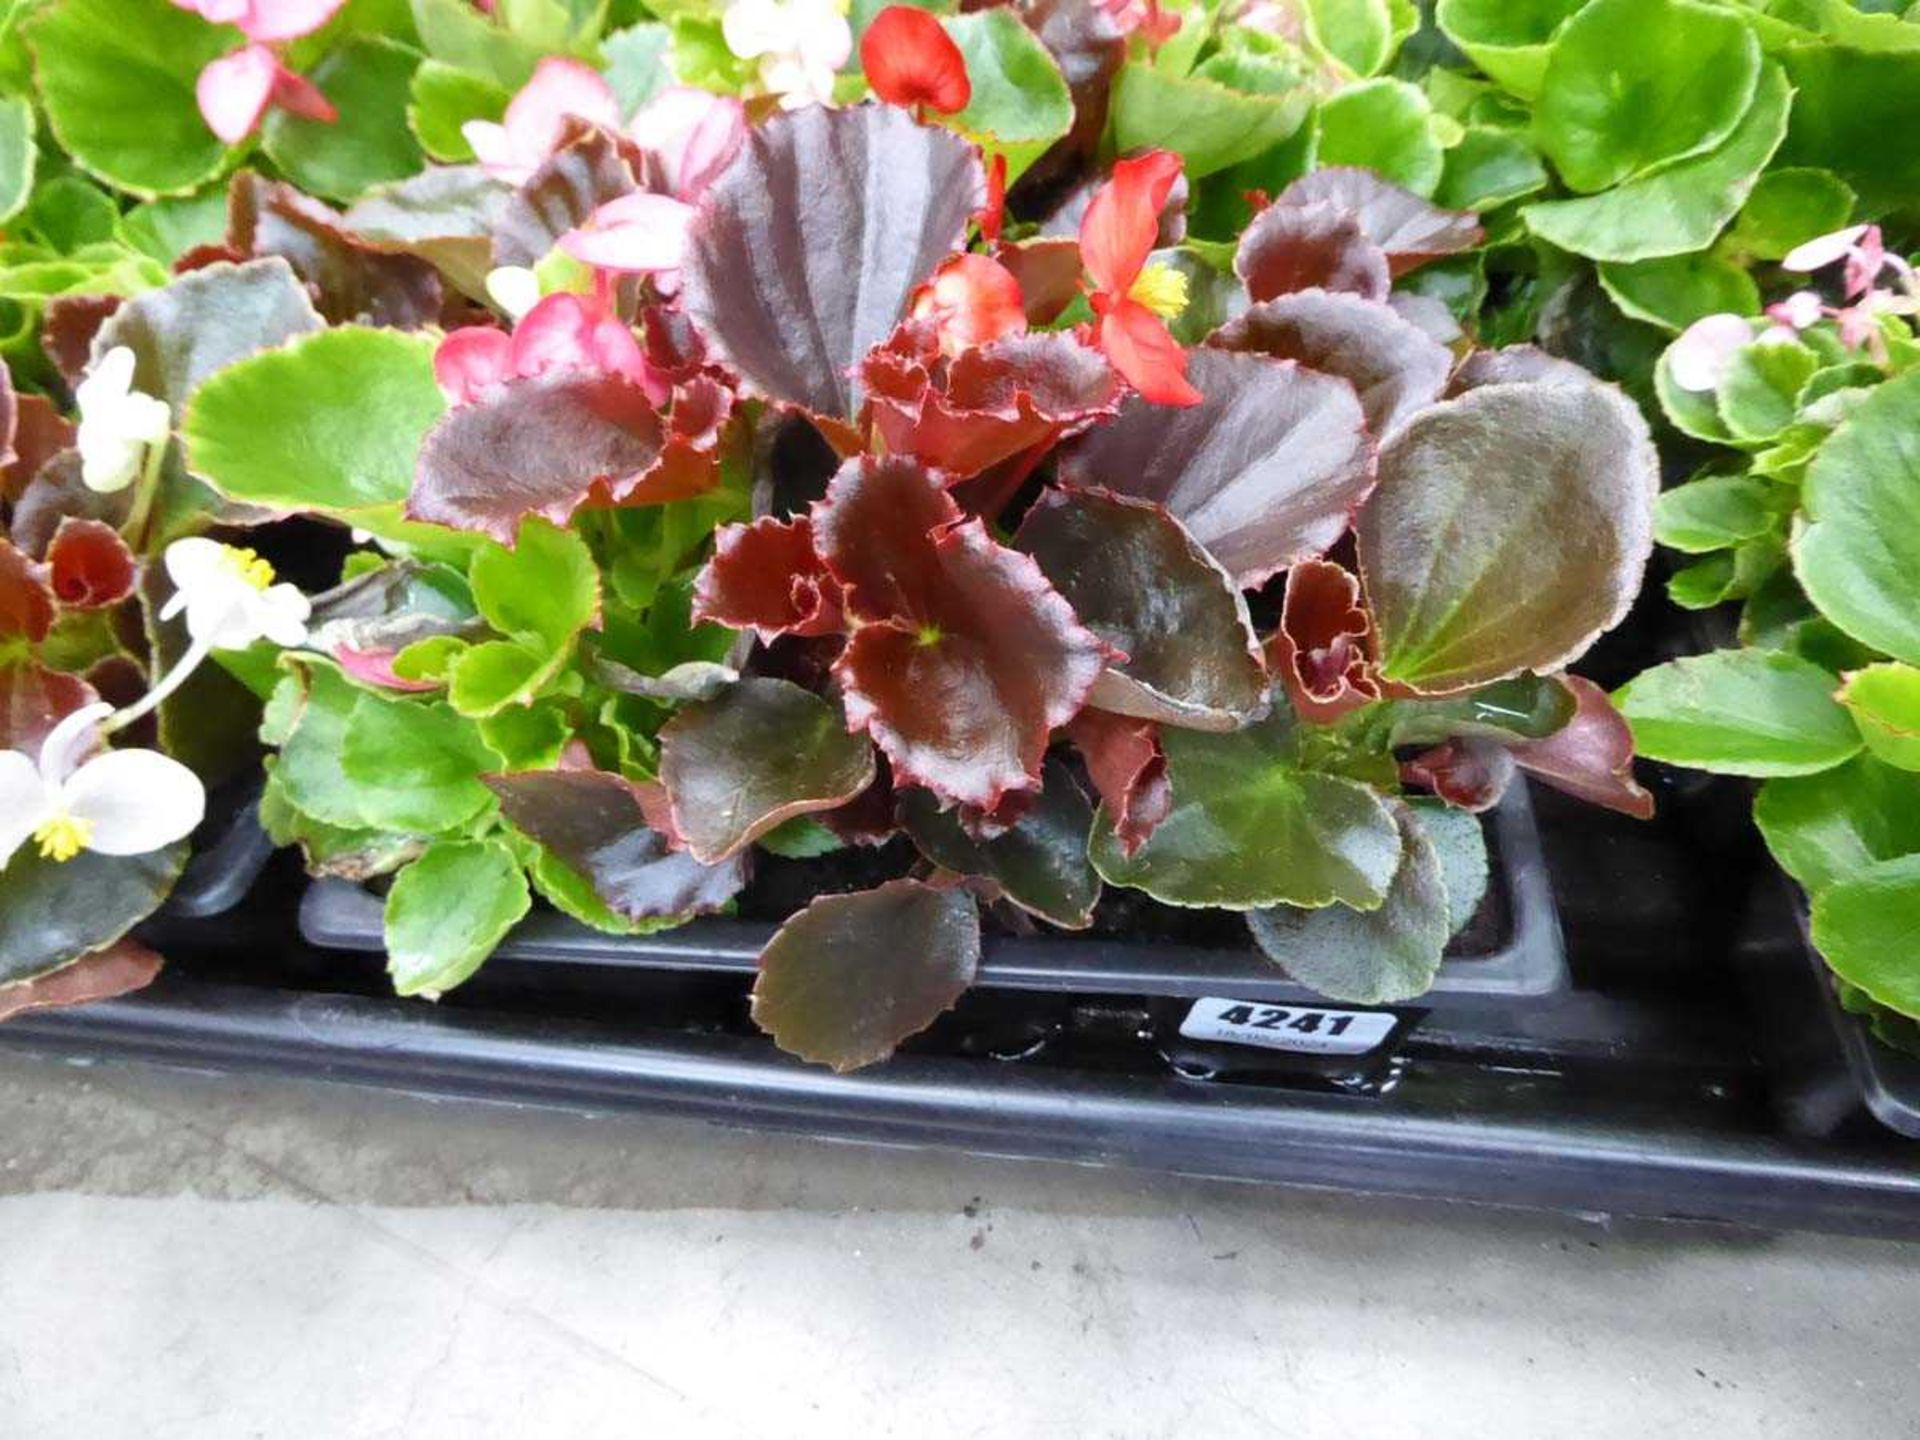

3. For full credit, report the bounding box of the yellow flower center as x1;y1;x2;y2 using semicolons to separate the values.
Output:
1127;263;1190;320
221;546;276;591
32;812;92;864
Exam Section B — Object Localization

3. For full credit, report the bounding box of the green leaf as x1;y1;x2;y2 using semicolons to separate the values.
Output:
1617;649;1862;776
0;843;187;988
1754;755;1920;895
1810;853;1920;1020
477;701;569;769
339;694;501;831
756;816;845;860
1836;663;1920;773
384;838;530;996
184;326;446;517
444;638;560;718
116;191;231;266
407;59;509;163
1384;673;1580;747
1654;344;1733;443
1088;705;1402;911
1108;63;1311;180
939;8;1072;182
1533;0;1760;194
601;21;672;117
0;96;35;225
1522;63;1790;263
658;677;876;864
1435;125;1548;210
274;662;377;827
1357;379;1657;694
1719;340;1817;443
410;0;542;88
1793;370;1920;667
1597;253;1760;334
1724;167;1856;262
27;176;120;252
1652;474;1778;553
28;0;233;197
1306;0;1400;76
900;758;1101;929
1313;78;1445;196
1433;0;1585;100
751;879;980;1071
1247;802;1447;1003
264;36;426;203
468;517;599;652
1410;800;1489;936
1776;44;1920;217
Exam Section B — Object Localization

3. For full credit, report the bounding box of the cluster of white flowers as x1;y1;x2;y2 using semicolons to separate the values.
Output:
721;0;851;109
3;349;315;873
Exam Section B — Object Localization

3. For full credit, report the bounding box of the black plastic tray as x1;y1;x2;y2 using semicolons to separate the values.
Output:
300;784;1567;1004
157;779;275;921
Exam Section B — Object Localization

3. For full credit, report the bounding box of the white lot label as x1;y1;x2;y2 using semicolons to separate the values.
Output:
1178;997;1398;1056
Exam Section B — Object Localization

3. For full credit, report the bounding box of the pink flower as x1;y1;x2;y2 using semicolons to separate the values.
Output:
172;0;343;41
628;87;747;202
196;43;336;144
1764;289;1823;334
1780;223;1869;275
558;89;746;281
1667;312;1752;393
462;58;622;184
433;291;661;405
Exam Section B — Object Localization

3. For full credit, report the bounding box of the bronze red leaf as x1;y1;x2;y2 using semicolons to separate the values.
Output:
691;514;845;641
44;518;137;611
1066;707;1172;857
1235;200;1390;304
1265;558;1381;725
1274;169;1483;278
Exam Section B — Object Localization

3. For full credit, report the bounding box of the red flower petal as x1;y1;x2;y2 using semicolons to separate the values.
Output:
909;253;1028;357
978;152;1007;243
861;6;972;115
1079;148;1182;296
1095;295;1200;407
433;326;513;404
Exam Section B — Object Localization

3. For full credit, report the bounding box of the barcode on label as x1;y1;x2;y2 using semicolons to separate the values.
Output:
1178;996;1398;1057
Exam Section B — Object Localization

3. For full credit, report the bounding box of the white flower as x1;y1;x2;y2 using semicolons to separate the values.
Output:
0;704;206;871
75;347;171;494
160;537;311;650
722;0;851;109
1667;313;1754;393
485;265;543;321
1781;224;1869;274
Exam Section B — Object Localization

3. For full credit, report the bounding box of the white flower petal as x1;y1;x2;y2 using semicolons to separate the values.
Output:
1668;313;1753;393
723;0;795;58
254;585;313;648
37;703;114;784
62;750;207;857
1782;224;1869;273
485;265;543;321
0;751;50;869
163;537;232;592
78;346;137;408
77;431;142;493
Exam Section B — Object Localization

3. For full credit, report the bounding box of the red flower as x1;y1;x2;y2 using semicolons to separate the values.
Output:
1079;150;1200;407
861;6;972;116
909;254;1028;357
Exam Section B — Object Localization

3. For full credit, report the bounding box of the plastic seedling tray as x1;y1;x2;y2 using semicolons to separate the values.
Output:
299;783;1567;1005
157;777;275;921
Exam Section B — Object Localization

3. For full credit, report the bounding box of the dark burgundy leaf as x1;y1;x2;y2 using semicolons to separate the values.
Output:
1274;169;1482;278
492;126;642;270
864;322;1120;479
1017;485;1266;731
411;371;667;542
692;514;845;640
1235;201;1390;304
1510;674;1655;820
8;453;128;559
900;757;1102;928
1008;0;1126;208
1265;557;1379;724
0;660;95;752
1056;347;1374;586
680;105;983;422
1209;288;1451;437
89;256;324;414
1400;740;1516;813
1448;344;1595;395
751;878;980;1071
659;676;877;863
0;937;164;1023
0;538;54;641
45;518;137;610
485;768;748;921
995;236;1085;325
813;455;1107;808
1067;708;1171;858
343;165;513;301
42;295;121;387
2;398;76;506
589;374;732;506
229;174;443;329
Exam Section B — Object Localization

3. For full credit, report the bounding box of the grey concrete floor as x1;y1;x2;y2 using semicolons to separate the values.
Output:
0;1050;1916;1439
